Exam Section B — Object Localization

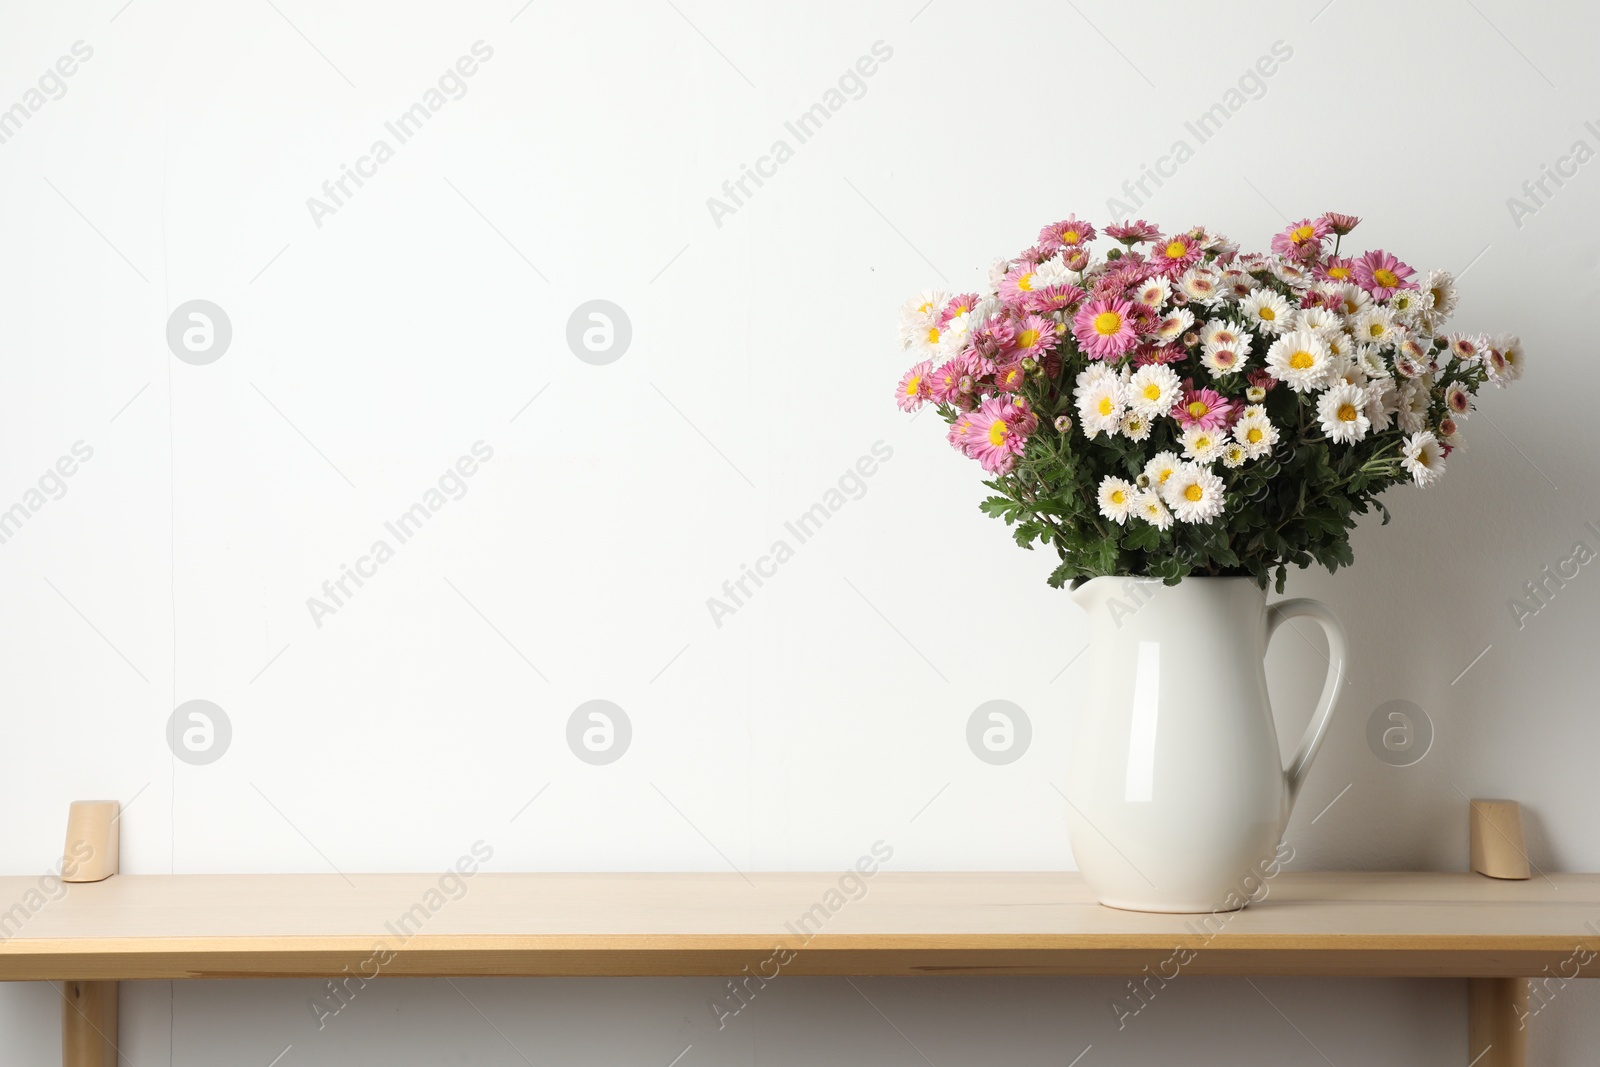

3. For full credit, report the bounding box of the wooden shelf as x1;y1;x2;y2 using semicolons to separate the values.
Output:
4;870;1595;981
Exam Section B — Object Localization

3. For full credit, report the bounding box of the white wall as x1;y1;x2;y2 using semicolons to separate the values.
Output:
2;0;1596;1062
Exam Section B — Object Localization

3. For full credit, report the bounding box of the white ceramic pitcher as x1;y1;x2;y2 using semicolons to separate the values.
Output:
1064;576;1347;913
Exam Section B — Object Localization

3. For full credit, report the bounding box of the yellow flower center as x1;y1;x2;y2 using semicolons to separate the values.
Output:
1292;225;1316;243
1143;384;1162;401
1259;307;1276;321
1184;484;1203;502
1093;311;1123;336
1337;403;1358;422
1374;268;1399;288
1063;230;1080;244
1017;328;1039;349
1110;489;1126;505
988;420;1008;447
1017;273;1035;292
1187;400;1209;418
918;301;934;314
926;327;940;344
1164;240;1188;259
1289;350;1315;370
1097;396;1114;416
1368;323;1384;338
1002;368;1020;386
1328;266;1350;279
1246;427;1263;443
905;376;922;396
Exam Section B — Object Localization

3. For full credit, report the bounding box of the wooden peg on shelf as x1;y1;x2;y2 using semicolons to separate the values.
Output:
61;800;119;884
60;800;120;1067
1470;798;1531;881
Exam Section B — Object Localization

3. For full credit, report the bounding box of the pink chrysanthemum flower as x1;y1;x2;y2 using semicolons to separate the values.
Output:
1171;381;1235;430
1072;298;1139;359
1352;249;1418;300
1025;283;1086;314
1106;219;1162;246
1038;217;1097;253
1272;217;1330;261
1319;212;1362;236
947;411;977;455
1009;396;1039;436
1010;314;1059;360
966;396;1031;473
1313;255;1355;283
928;360;964;403
992;361;1028;393
1152;234;1202;277
999;266;1041;307
896;360;932;412
939;293;979;325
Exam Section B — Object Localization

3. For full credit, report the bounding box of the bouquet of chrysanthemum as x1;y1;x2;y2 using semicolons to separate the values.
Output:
895;214;1524;591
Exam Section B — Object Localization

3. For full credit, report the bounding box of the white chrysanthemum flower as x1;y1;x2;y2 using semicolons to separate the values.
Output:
1143;450;1183;491
1222;442;1249;468
1233;407;1279;459
1162;463;1227;524
1273;260;1314;289
1200;320;1251;352
1394;336;1429;368
935;310;973;359
1396;379;1431;434
1364;377;1398;433
1324;330;1356;364
1331;282;1372;318
1202;345;1249;376
1153;307;1195;344
1098;476;1136;524
1245;385;1267;403
1180;424;1227;463
900;289;948;325
1444;382;1474;418
1265;329;1332;393
1134;490;1173;530
1353;306;1400;349
1220;269;1257;300
1495;333;1526;383
1076;376;1125;437
1444;333;1488;367
1296;307;1342;338
1317;383;1372;444
986;259;1011;291
1423;270;1460;324
1402;431;1446;486
1075;362;1118;390
1128;363;1182;417
1120;410;1153;441
1241;289;1293;334
1438;416;1464;449
1356;344;1386;379
1133;275;1171;309
1387;287;1431;321
1178;267;1221;304
1032;258;1074;289
906;320;943;357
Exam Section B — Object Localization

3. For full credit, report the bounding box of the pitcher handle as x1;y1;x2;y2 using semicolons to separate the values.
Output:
1266;597;1349;808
